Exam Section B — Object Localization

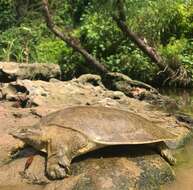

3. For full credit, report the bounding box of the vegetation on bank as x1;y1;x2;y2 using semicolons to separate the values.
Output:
0;0;192;86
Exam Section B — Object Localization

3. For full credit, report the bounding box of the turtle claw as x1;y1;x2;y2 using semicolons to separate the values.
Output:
47;164;67;180
160;148;176;165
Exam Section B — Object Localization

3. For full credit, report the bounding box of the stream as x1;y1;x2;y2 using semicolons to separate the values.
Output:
161;89;193;190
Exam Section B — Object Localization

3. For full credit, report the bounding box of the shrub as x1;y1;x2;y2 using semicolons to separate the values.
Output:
0;24;44;62
36;39;65;64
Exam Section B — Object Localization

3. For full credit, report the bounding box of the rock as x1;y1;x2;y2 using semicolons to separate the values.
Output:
0;74;192;189
0;153;48;188
75;74;103;87
102;72;178;109
102;72;157;93
0;147;175;190
0;101;41;164
0;62;61;82
69;147;175;190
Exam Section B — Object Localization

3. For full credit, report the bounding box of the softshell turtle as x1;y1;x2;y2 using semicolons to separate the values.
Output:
11;106;177;180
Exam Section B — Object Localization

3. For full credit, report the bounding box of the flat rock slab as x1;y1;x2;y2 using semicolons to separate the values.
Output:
0;146;174;190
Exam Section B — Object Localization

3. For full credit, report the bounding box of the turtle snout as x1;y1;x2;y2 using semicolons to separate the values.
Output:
10;128;42;140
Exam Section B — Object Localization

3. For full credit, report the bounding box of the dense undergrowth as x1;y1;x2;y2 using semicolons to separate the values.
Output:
0;0;192;85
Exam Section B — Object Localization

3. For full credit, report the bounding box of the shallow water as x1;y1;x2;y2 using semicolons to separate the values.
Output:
160;88;193;114
162;139;193;190
161;89;193;190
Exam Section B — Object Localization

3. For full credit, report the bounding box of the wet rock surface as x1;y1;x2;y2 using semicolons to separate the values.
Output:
0;73;191;190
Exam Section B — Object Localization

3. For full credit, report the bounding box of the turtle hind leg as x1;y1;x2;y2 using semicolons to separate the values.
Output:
157;142;176;165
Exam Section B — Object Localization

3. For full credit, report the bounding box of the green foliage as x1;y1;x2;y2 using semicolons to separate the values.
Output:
127;50;157;83
175;3;193;38
59;49;84;79
36;39;65;64
105;49;157;83
80;11;122;57
36;38;83;79
159;1;193;44
0;0;192;85
180;40;193;77
78;3;158;82
120;0;179;44
0;0;16;31
159;38;193;77
159;38;187;68
0;24;44;62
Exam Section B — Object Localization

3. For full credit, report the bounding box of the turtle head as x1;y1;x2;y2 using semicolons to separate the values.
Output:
10;127;46;151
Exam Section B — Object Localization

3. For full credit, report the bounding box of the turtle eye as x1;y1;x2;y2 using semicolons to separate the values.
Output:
18;128;42;136
20;128;28;133
20;128;32;135
15;128;29;136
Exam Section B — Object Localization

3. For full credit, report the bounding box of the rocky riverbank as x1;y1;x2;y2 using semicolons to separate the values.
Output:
0;62;192;190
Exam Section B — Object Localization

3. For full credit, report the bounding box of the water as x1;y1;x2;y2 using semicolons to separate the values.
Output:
160;88;193;114
161;89;193;190
162;139;193;190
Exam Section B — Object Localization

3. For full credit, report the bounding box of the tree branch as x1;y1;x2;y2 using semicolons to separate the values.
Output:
42;0;108;75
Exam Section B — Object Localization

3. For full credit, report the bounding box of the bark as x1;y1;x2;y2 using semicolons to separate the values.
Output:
42;0;108;75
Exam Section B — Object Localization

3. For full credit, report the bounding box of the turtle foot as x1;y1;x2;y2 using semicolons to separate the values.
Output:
47;164;69;180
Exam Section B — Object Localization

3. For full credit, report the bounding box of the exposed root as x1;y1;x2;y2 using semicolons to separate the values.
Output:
161;65;191;87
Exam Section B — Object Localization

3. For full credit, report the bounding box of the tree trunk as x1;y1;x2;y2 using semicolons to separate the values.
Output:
42;0;108;75
113;16;172;72
113;0;191;87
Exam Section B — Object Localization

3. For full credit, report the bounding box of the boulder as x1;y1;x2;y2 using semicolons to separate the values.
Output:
0;62;61;82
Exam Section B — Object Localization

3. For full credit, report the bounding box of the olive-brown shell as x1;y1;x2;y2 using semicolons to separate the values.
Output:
40;106;177;145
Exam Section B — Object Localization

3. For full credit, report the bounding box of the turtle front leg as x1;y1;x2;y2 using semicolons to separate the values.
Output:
45;128;90;180
157;142;176;165
46;139;71;180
